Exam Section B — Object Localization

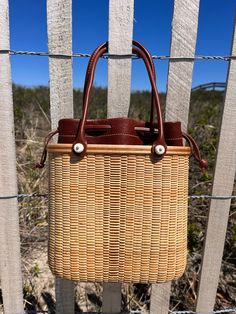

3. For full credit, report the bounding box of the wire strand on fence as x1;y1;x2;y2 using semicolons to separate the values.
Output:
0;49;234;201
189;195;236;200
0;49;236;61
170;310;236;314
0;194;235;200
21;308;236;314
0;193;48;199
0;193;235;200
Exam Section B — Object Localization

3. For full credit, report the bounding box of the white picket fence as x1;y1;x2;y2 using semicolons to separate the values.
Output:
0;0;236;313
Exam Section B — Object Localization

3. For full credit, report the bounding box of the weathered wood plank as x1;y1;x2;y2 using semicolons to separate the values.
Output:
55;279;75;314
103;0;134;312
47;1;74;313
107;0;134;118
150;283;171;314
196;16;236;313
150;1;200;313
0;1;24;314
165;0;200;132
103;283;122;314
47;0;73;129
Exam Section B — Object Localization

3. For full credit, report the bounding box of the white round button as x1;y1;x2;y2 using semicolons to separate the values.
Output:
154;145;165;155
73;143;84;153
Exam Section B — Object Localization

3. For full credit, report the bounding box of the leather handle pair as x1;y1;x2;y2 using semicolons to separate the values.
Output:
82;40;159;126
73;41;166;157
83;40;157;124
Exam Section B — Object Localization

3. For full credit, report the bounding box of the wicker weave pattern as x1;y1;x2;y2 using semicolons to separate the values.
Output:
48;147;189;283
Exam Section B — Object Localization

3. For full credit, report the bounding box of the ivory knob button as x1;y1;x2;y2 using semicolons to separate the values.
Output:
154;145;165;155
73;143;84;153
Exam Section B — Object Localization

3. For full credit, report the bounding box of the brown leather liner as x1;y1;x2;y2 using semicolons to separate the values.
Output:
58;118;183;146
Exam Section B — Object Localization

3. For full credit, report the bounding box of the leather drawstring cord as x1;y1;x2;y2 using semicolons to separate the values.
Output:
182;132;208;171
36;129;58;169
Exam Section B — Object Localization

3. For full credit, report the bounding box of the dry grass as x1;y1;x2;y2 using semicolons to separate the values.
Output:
1;88;235;313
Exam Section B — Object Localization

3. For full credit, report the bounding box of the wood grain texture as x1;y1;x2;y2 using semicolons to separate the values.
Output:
103;283;122;314
0;1;24;313
47;0;73;130
47;0;74;313
55;278;75;314
196;17;236;313
104;0;134;311
150;1;200;313
107;0;134;118
165;0;200;132
150;283;171;314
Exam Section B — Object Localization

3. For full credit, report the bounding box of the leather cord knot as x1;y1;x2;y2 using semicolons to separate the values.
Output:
182;132;208;172
36;129;59;169
199;159;208;171
35;161;45;169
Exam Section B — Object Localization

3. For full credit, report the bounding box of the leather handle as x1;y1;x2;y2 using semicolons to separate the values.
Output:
83;40;157;123
132;40;157;125
73;42;166;157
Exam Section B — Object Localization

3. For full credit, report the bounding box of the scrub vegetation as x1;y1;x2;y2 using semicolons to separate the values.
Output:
6;85;236;313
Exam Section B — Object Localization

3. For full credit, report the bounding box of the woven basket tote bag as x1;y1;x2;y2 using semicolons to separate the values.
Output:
37;41;206;283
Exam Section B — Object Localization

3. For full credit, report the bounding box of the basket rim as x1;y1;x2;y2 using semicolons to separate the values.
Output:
47;144;191;155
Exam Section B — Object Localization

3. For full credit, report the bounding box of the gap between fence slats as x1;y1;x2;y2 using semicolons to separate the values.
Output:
196;15;236;313
0;1;24;314
47;0;74;313
102;0;134;313
150;1;200;313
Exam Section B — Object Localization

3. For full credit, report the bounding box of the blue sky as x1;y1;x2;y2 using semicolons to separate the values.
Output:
9;0;236;91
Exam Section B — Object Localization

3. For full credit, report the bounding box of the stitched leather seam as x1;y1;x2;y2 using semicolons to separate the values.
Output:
86;134;140;138
165;137;183;140
59;134;140;138
59;135;78;137
60;135;182;139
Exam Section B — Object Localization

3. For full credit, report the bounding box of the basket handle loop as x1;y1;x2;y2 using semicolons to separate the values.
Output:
73;42;166;157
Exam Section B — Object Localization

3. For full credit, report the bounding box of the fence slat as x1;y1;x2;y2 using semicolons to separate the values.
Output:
55;279;75;314
107;0;134;118
150;1;200;313
0;1;24;314
196;16;236;314
103;1;134;312
150;283;171;314
165;0;200;132
47;0;73;129
103;283;122;313
47;1;74;313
